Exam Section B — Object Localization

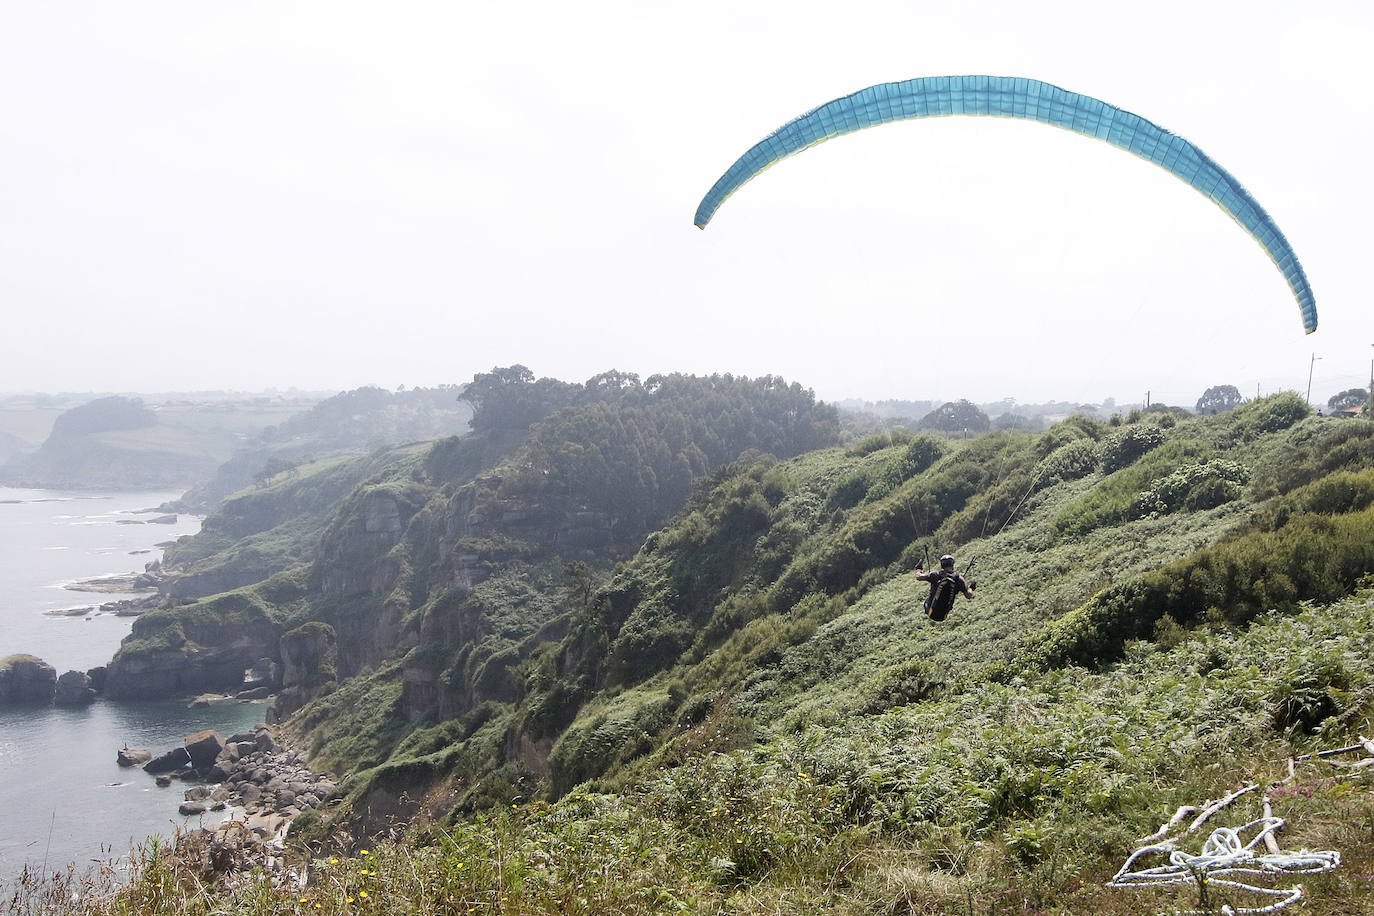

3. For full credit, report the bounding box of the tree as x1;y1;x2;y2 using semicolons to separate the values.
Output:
917;400;991;433
1195;384;1243;415
462;366;579;433
1327;388;1369;411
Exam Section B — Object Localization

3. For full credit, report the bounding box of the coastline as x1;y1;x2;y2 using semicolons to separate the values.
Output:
0;487;222;879
147;718;339;875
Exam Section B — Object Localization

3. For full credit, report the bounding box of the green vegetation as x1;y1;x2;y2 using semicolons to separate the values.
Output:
22;592;1374;914
176;385;472;510
42;392;1374;915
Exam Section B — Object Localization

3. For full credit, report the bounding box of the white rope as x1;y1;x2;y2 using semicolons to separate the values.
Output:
1108;816;1340;914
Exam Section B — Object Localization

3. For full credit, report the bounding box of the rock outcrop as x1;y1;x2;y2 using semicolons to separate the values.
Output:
144;746;194;775
273;623;338;719
53;669;97;706
0;655;57;704
117;747;153;767
184;729;226;770
102;592;285;700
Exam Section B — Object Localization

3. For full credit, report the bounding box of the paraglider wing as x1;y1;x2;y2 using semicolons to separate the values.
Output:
695;76;1316;334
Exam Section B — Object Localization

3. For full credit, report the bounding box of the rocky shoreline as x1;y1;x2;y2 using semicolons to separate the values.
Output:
63;571;162;594
125;724;337;866
46;593;162;618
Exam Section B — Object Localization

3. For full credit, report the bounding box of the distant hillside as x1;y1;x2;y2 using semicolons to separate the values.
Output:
0;393;320;491
1;396;221;489
90;384;1374;913
105;368;838;695
173;385;474;511
0;429;29;467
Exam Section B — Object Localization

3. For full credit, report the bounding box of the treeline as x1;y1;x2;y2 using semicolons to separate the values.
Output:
473;369;839;542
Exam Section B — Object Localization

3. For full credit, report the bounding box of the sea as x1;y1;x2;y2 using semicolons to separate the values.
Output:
0;487;267;884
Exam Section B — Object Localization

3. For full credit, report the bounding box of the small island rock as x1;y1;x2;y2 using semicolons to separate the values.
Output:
0;655;57;705
117;747;153;767
53;670;96;706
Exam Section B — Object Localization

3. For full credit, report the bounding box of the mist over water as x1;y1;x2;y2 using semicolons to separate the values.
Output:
0;488;267;882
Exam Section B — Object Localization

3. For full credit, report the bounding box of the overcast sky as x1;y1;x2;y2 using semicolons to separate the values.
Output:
2;1;1370;408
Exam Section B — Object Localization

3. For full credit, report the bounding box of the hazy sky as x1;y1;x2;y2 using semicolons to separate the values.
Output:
2;2;1370;408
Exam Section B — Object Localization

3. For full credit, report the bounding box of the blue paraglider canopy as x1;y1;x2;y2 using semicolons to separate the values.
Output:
696;76;1316;334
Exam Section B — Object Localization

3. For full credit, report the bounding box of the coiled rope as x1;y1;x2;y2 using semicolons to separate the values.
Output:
1108;815;1340;914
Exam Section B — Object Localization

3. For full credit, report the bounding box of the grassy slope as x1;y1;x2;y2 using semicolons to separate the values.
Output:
37;403;1374;914
39;590;1374;914
296;404;1372;808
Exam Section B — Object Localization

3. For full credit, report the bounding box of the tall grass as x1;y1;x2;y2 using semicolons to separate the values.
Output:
19;592;1374;915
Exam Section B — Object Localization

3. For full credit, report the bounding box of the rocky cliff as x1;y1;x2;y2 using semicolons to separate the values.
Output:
0;654;57;704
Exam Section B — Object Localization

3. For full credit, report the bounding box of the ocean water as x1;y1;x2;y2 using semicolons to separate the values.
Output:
0;487;269;883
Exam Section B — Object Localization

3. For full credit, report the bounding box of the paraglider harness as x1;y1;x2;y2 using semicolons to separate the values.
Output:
918;548;976;622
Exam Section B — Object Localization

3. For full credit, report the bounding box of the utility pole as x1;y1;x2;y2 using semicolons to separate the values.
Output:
1306;352;1321;405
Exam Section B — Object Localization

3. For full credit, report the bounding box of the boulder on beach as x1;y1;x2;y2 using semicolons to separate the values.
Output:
184;730;225;770
144;746;192;774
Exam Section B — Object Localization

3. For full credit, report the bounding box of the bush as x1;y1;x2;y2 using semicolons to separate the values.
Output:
1037;439;1100;486
1233;392;1311;437
1100;425;1166;473
1034;415;1105;458
854;657;945;713
845;429;910;457
1268;652;1351;735
1018;504;1374;670
864;434;950;503
1130;460;1249;518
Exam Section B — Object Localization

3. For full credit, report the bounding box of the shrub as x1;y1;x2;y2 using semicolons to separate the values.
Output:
1100;425;1166;473
827;467;875;510
1019;504;1374;670
1051;439;1208;538
1034;415;1105;458
1037;439;1100;486
845;430;909;457
1130;460;1249;518
1233;392;1311;437
854;657;945;713
1268;652;1351;735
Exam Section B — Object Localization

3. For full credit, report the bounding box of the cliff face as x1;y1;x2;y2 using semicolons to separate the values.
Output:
0;655;57;704
100;370;845;818
101;436;643;708
102;592;287;699
274;622;338;718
